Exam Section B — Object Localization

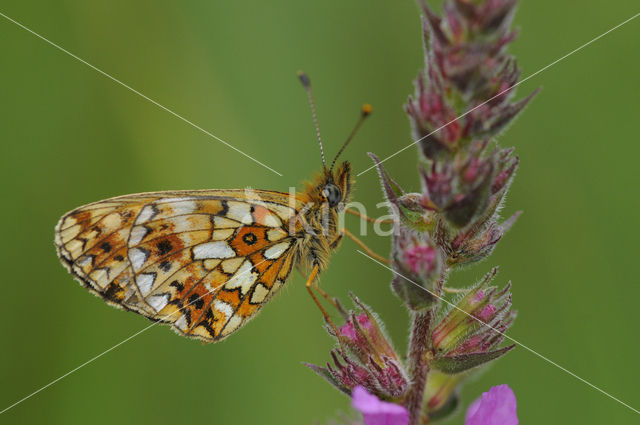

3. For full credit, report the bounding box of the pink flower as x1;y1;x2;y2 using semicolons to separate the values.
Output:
404;245;436;274
351;386;409;425
465;384;518;425
306;300;408;399
339;313;373;340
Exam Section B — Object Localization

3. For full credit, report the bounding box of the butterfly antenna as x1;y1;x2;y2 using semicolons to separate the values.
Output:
298;71;327;172
329;104;372;172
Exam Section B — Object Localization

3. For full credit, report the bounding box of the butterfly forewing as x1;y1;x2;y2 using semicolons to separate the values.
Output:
55;190;300;342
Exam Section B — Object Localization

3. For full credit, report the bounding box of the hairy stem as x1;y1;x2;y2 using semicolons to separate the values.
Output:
405;268;447;425
406;309;433;425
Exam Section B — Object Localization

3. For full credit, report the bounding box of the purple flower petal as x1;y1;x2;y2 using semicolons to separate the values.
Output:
404;245;436;274
351;386;409;425
465;384;518;425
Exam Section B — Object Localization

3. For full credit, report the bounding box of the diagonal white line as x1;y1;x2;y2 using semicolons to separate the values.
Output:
356;250;640;415
0;10;283;177
357;11;640;177
0;322;156;415
0;257;270;415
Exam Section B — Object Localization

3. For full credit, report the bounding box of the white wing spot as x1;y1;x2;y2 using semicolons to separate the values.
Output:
136;273;156;296
129;247;149;270
76;255;92;268
224;260;258;296
167;199;197;215
129;225;149;246
227;202;253;225
148;293;169;312
175;314;188;331
193;241;236;259
258;211;281;227
136;204;158;224
264;242;291;259
157;196;194;204
214;300;234;319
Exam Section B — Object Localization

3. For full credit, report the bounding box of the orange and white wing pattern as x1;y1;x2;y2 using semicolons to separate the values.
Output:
55;190;300;342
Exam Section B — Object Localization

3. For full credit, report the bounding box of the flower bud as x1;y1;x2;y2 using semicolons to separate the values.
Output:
406;67;462;158
339;303;398;365
391;227;444;310
369;153;438;233
431;268;516;363
408;0;538;159
306;298;409;400
419;142;518;231
444;210;520;267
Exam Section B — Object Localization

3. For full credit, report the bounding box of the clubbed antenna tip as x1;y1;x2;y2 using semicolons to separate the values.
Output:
329;103;373;172
297;70;311;88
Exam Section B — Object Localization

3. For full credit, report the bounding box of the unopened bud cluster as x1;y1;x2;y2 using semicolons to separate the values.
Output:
306;297;409;400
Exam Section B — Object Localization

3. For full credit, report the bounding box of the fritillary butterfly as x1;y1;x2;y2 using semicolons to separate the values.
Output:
54;73;372;342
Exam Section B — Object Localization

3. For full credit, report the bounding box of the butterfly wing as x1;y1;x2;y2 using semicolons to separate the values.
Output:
55;189;301;342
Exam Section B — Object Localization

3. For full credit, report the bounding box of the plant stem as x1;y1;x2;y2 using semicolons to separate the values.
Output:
406;309;433;425
405;269;447;425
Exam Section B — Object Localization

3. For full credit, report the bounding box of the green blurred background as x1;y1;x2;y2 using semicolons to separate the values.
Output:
1;1;638;424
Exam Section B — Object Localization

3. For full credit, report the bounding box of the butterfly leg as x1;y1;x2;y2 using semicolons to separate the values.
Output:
345;208;394;224
342;228;390;265
305;264;345;349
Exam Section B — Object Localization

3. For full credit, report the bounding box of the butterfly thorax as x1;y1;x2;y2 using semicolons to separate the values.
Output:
292;161;353;274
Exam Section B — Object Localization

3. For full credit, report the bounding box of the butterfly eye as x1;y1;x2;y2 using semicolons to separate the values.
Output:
322;184;342;208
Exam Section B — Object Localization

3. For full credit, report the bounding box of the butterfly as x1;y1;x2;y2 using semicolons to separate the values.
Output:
54;72;373;343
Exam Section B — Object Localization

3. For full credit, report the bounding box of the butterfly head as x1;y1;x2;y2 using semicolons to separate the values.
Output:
319;160;352;210
301;161;352;215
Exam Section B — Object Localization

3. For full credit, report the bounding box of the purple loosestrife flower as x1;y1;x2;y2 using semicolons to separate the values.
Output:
430;268;516;375
352;386;409;425
305;299;408;399
405;245;436;275
308;1;534;424
339;311;398;365
391;227;444;310
465;385;518;425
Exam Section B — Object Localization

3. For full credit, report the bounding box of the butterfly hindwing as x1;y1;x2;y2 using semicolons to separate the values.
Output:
55;190;300;342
